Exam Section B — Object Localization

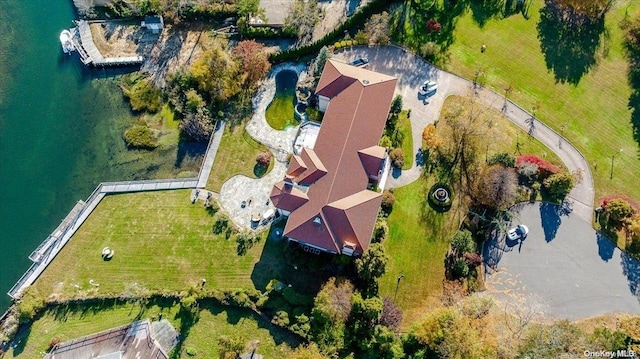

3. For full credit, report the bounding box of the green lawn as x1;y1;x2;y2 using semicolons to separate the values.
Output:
28;190;278;301
206;124;273;192
442;95;565;167
180;302;300;358
440;0;640;203
379;177;463;326
3;300;299;359
265;93;297;130
398;110;414;170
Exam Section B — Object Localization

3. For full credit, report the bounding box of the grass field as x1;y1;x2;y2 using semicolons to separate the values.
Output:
206;125;273;192
28;190;276;301
3;300;299;358
441;95;565;167
180;302;300;358
440;0;640;203
398;110;414;170
379;176;463;326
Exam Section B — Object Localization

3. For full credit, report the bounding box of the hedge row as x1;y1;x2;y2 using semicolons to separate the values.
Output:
269;0;395;63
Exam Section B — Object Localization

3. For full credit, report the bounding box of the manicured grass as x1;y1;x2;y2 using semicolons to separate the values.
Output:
265;93;297;130
398;110;414;170
379;177;463;326
441;0;640;203
206;124;272;192
3;300;182;358
4;300;299;359
180;302;300;358
441;95;565;167
28;190;278;300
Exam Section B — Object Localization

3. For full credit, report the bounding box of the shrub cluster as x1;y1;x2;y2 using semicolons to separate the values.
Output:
516;154;561;179
124;125;158;149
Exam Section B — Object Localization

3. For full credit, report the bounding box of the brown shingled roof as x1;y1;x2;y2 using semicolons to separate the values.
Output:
276;60;397;255
270;181;309;213
358;146;387;178
287;155;307;178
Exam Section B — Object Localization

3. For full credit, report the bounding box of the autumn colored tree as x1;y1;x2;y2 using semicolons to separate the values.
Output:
426;19;441;33
233;40;271;87
190;39;241;104
364;12;391;45
474;165;518;210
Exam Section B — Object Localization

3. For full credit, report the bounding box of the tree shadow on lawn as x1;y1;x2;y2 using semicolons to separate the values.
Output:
201;301;303;347
536;1;607;85
628;91;640;155
250;224;329;296
174;132;207;169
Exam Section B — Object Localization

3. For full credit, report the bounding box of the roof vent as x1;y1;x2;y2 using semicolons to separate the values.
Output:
362;79;370;85
313;216;322;225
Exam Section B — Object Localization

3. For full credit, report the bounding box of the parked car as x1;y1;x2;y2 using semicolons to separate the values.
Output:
350;58;369;67
507;224;529;241
418;81;437;96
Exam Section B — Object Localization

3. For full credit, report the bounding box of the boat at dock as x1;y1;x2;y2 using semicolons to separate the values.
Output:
59;29;75;54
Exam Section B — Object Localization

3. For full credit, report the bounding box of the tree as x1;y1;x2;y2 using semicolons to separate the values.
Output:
474;165;518;210
180;106;214;142
355;243;389;294
551;0;613;22
390;95;403;115
389;148;404;169
218;335;245;359
450;229;475;255
233;40;271;87
256;151;272;167
604;198;635;223
314;46;330;78
284;0;319;43
488;152;515;167
310;279;352;355
364;12;391;45
381;190;395;215
543;171;578;198
422;124;442;150
519;320;586;358
190;39;241;105
237;0;259;17
285;343;326;359
371;218;389;243
426;19;441;33
380;296;403;330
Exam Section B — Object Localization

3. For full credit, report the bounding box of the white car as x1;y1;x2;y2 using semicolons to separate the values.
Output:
418;81;437;96
507;224;529;241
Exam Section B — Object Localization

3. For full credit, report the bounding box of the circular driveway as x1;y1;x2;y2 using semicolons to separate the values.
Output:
483;202;640;320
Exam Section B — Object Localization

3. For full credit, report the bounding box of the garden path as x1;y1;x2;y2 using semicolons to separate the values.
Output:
334;46;594;221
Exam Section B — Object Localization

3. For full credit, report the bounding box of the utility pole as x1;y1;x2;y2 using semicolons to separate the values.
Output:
610;149;623;180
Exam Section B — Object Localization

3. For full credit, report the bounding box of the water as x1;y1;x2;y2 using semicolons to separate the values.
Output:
0;0;203;311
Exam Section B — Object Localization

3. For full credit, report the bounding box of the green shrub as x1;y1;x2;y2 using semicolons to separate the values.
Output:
381;190;395;215
543;171;576;198
121;77;162;113
488;152;516;167
389;148;405;168
604;198;635;223
452;259;469;278
450;229;475;254
185;347;197;356
371;218;389;243
272;310;290;326
124;125;158;149
283;286;314;307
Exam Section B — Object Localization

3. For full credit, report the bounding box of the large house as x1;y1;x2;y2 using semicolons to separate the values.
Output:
270;60;397;256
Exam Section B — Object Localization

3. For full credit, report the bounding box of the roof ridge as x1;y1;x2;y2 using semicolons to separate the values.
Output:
323;85;366;205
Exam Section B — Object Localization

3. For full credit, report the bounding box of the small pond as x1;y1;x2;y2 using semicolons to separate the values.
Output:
265;70;299;130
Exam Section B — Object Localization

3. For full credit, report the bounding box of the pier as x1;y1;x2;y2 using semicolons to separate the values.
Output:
71;20;143;66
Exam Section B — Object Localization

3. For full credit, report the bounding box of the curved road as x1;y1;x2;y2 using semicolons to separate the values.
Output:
333;46;595;221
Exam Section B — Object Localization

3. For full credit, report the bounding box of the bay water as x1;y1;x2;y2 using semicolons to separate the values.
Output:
0;0;202;312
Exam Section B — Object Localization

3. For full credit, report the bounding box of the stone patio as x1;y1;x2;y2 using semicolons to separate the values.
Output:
221;63;309;229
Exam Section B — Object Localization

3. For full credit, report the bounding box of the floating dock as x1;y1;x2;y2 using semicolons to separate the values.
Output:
70;20;143;67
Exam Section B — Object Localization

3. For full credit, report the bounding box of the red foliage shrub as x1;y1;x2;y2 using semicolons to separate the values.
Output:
426;19;442;33
516;154;561;178
601;194;640;211
256;151;272;167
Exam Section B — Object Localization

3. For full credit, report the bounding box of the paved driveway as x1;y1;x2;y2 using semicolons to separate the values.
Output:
333;46;594;221
483;202;640;320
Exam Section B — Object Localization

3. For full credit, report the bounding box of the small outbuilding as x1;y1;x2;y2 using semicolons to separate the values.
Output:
141;15;164;34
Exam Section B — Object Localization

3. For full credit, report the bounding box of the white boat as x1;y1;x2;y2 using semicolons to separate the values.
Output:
59;29;75;54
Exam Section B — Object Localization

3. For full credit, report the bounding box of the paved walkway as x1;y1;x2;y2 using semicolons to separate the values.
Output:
333;46;595;221
219;63;308;229
197;120;226;188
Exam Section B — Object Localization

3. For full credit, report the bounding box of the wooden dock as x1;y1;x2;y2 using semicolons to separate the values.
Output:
72;20;143;67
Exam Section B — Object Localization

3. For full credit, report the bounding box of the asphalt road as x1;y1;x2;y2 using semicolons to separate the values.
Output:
483;202;640;320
